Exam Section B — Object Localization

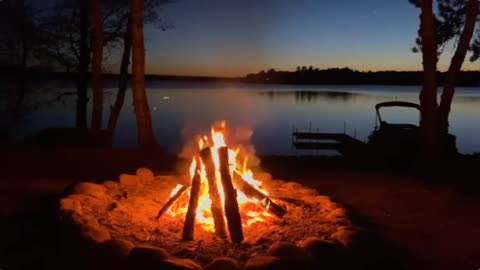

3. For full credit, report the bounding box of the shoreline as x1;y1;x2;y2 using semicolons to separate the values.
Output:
2;69;479;87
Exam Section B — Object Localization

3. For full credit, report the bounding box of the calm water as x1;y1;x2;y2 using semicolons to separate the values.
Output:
13;81;480;155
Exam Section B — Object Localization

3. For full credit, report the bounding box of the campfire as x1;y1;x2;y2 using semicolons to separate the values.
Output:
59;121;359;269
156;121;286;243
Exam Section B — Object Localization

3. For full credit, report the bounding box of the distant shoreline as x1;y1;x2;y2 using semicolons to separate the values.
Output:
2;68;479;87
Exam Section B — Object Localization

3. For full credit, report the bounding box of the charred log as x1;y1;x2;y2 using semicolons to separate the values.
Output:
182;156;203;241
233;173;287;218
200;147;227;238
157;185;189;220
218;147;244;243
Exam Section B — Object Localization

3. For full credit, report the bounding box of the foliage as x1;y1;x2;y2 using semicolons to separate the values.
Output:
32;0;172;72
0;0;37;66
245;67;479;86
410;0;480;62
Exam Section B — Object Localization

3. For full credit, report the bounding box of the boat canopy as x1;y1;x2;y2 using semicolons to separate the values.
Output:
375;101;421;125
375;101;421;111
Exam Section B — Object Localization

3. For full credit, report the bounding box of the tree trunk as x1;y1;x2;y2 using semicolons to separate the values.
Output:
107;16;132;134
419;0;439;160
14;1;28;123
76;0;89;128
130;0;157;146
91;0;104;130
438;0;479;149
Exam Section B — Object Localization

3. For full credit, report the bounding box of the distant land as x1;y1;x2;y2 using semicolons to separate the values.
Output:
245;67;480;87
2;66;479;87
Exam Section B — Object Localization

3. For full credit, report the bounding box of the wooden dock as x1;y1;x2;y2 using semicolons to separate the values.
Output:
292;132;366;156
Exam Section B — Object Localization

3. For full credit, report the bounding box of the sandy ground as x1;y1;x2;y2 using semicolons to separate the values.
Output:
0;145;479;270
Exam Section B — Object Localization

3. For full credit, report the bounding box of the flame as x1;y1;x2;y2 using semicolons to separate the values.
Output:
166;121;274;231
167;184;184;217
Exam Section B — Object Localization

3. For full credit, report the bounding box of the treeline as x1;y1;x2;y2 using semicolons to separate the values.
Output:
0;67;239;83
245;67;480;86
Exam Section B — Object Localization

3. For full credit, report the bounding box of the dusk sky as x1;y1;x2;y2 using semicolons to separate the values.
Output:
142;0;479;77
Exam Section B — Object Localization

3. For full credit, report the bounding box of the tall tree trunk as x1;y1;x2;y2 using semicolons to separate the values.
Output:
438;0;479;147
13;26;28;122
131;0;157;146
76;0;89;128
91;0;104;130
108;16;132;134
419;0;439;160
14;0;28;122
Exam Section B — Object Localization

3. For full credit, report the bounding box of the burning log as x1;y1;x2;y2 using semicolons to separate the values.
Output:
218;147;244;243
233;173;287;218
200;147;228;238
182;156;202;241
157;185;189;220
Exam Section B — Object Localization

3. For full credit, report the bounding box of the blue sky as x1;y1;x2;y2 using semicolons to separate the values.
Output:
142;0;478;76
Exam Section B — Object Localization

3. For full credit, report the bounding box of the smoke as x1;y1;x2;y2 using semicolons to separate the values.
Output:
177;120;261;173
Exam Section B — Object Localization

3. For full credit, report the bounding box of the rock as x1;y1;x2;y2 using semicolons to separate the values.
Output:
243;235;268;245
73;182;107;198
60;197;83;215
267;241;310;262
244;256;281;270
315;195;331;202
171;247;195;257
299;237;344;269
120;174;140;186
80;223;111;243
331;227;384;269
128;245;170;269
71;212;99;226
101;239;135;256
326;208;347;220
95;239;135;270
330;227;367;248
102;180;118;189
205;257;241;270
160;258;203;270
68;194;100;206
136;168;155;182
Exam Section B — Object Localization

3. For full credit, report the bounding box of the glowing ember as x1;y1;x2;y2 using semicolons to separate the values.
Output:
166;121;275;231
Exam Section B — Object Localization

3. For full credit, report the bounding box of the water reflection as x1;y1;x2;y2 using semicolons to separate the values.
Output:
259;90;364;103
10;82;480;155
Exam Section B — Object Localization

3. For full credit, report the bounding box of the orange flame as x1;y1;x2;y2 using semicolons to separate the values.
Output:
166;121;273;231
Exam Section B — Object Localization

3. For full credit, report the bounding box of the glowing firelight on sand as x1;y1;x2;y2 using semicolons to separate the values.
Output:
167;121;273;231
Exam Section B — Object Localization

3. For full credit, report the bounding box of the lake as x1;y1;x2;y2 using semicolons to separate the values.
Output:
12;81;480;155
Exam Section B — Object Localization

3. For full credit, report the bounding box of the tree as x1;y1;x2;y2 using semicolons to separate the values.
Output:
33;0;170;133
410;0;479;159
437;0;479;143
0;0;37;138
106;0;172;135
107;16;131;133
77;0;90;128
91;0;104;130
131;0;157;146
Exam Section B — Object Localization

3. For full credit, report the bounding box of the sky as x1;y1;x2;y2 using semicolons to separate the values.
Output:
141;0;479;77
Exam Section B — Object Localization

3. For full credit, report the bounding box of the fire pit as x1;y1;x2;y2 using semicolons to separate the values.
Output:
60;122;368;270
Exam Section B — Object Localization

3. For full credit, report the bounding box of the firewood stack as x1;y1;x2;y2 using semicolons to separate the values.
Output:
157;145;287;244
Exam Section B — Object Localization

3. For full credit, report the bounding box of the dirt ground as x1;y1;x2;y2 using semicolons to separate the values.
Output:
0;145;479;270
